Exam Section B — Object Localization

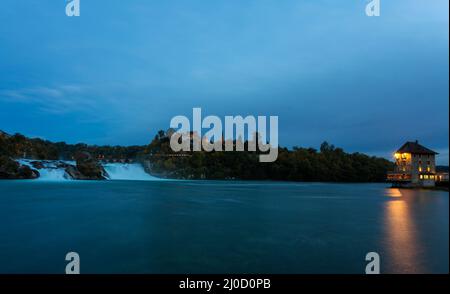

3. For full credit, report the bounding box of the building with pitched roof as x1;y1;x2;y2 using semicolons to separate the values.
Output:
387;140;443;187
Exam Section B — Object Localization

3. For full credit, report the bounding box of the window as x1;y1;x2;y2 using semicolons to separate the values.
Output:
424;175;429;179
420;175;423;179
427;167;431;172
419;167;422;172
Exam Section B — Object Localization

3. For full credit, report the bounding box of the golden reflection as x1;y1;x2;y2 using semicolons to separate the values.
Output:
385;188;402;198
384;195;422;273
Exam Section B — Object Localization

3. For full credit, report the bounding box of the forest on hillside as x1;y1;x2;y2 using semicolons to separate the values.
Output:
142;130;394;182
0;131;146;161
1;130;394;182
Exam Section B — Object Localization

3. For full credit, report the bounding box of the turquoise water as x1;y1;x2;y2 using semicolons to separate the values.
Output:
0;180;448;273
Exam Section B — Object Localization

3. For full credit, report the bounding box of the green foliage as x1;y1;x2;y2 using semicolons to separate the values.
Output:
143;131;394;182
0;133;59;159
0;129;394;182
0;131;146;161
0;155;19;174
52;142;146;161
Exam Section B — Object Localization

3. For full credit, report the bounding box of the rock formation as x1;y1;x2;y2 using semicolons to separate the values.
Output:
0;156;40;179
64;152;108;180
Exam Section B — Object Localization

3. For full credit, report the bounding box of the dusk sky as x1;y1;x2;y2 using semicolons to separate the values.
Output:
0;0;448;164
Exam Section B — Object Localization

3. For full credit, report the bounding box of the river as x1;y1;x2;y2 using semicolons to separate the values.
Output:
0;180;448;273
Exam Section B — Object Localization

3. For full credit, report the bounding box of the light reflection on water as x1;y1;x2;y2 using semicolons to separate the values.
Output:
385;188;402;198
383;189;423;273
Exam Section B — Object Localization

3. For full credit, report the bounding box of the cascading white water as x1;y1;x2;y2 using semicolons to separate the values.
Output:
18;160;72;181
17;159;158;181
36;168;70;181
103;163;158;181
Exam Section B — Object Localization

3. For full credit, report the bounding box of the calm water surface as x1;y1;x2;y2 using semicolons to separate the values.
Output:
0;181;448;273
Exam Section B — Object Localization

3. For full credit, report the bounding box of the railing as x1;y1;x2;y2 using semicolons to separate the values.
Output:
387;172;412;181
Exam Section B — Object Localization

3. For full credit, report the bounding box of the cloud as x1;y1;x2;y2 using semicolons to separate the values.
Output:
0;85;97;115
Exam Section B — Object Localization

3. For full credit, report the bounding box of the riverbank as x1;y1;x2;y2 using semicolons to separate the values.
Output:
390;185;449;192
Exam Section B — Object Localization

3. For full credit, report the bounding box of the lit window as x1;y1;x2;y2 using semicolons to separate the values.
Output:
420;175;423;179
419;167;422;172
427;167;431;172
424;175;429;179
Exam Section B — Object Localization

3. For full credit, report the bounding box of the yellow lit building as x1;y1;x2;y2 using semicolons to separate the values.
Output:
387;140;438;187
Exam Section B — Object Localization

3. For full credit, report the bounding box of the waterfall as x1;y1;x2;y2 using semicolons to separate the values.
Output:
18;160;72;181
103;163;158;181
17;160;158;181
37;168;70;181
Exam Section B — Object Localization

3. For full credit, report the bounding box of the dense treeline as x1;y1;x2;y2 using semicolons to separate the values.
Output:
0;131;146;161
0;132;59;159
1;129;394;182
143;130;394;182
52;142;146;161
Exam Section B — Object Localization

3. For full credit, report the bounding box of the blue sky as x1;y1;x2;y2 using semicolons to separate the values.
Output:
0;0;448;164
